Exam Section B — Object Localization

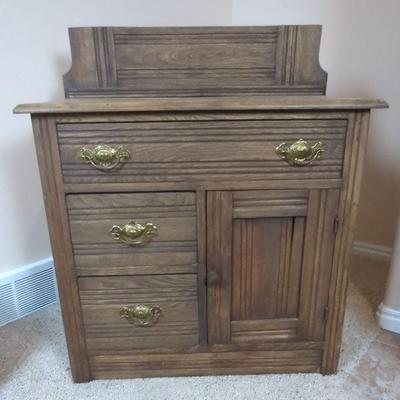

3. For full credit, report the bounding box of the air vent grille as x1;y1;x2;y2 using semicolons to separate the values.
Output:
0;258;58;327
0;283;18;326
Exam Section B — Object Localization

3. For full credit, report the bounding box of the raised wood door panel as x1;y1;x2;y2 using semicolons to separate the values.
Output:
66;192;197;276
79;274;199;353
57;117;346;186
231;217;305;320
207;189;339;345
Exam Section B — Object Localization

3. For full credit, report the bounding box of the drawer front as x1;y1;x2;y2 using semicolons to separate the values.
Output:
58;118;347;185
79;275;199;353
67;192;197;276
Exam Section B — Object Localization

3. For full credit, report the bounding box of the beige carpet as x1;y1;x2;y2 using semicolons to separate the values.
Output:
1;254;399;400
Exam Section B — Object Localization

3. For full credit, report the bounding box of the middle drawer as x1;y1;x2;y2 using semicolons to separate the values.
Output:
66;192;197;276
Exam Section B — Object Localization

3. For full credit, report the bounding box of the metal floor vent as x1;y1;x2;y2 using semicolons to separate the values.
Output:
0;258;58;327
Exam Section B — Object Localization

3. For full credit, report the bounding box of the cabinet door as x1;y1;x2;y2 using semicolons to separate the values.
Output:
206;189;339;345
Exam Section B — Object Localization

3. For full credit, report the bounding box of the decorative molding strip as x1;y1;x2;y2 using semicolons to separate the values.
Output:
0;257;58;327
377;303;400;334
352;241;393;260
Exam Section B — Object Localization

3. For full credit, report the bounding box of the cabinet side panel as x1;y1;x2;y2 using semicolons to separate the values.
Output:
31;115;91;382
322;111;371;374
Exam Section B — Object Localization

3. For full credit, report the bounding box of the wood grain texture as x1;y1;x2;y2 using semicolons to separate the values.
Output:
53;110;350;194
321;111;372;374
206;191;233;344
231;190;308;323
31;116;90;382
14;96;388;114
66;192;197;276
231;217;304;321
88;340;324;356
227;187;339;346
196;190;208;345
89;349;322;378
63;178;343;195
298;189;340;342
50;110;355;123
58;117;347;185
231;319;299;343
62;26;327;98
79;275;199;353
233;189;308;218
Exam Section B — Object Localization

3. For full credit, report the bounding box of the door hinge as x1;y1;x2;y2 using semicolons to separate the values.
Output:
323;305;330;322
333;216;339;234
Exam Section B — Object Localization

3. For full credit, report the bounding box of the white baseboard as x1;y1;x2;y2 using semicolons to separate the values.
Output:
352;241;393;260
0;257;58;327
377;303;400;334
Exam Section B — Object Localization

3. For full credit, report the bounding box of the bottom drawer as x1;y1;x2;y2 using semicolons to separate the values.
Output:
79;275;199;353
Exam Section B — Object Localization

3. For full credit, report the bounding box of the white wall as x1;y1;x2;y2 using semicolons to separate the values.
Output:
1;0;399;275
378;215;400;333
0;0;231;274
232;0;400;246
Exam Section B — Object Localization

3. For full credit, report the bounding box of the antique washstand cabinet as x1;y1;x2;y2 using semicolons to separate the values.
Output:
15;26;387;382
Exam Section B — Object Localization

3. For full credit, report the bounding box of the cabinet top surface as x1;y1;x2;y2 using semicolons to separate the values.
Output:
14;96;388;114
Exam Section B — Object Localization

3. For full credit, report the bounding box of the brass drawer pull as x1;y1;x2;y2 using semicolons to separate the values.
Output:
275;139;323;166
110;221;158;245
120;305;162;327
79;144;130;171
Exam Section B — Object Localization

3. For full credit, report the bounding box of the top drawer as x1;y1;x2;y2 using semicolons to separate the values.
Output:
57;117;347;185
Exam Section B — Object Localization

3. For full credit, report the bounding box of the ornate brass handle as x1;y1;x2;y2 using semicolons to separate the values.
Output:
110;221;157;245
79;144;130;171
119;305;162;327
275;139;323;166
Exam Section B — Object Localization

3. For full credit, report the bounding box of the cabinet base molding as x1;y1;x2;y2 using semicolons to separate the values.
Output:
90;349;322;379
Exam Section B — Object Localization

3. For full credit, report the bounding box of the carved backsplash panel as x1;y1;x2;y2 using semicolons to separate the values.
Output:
63;26;327;98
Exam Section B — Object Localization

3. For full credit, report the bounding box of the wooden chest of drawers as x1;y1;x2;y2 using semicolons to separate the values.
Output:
15;26;387;382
